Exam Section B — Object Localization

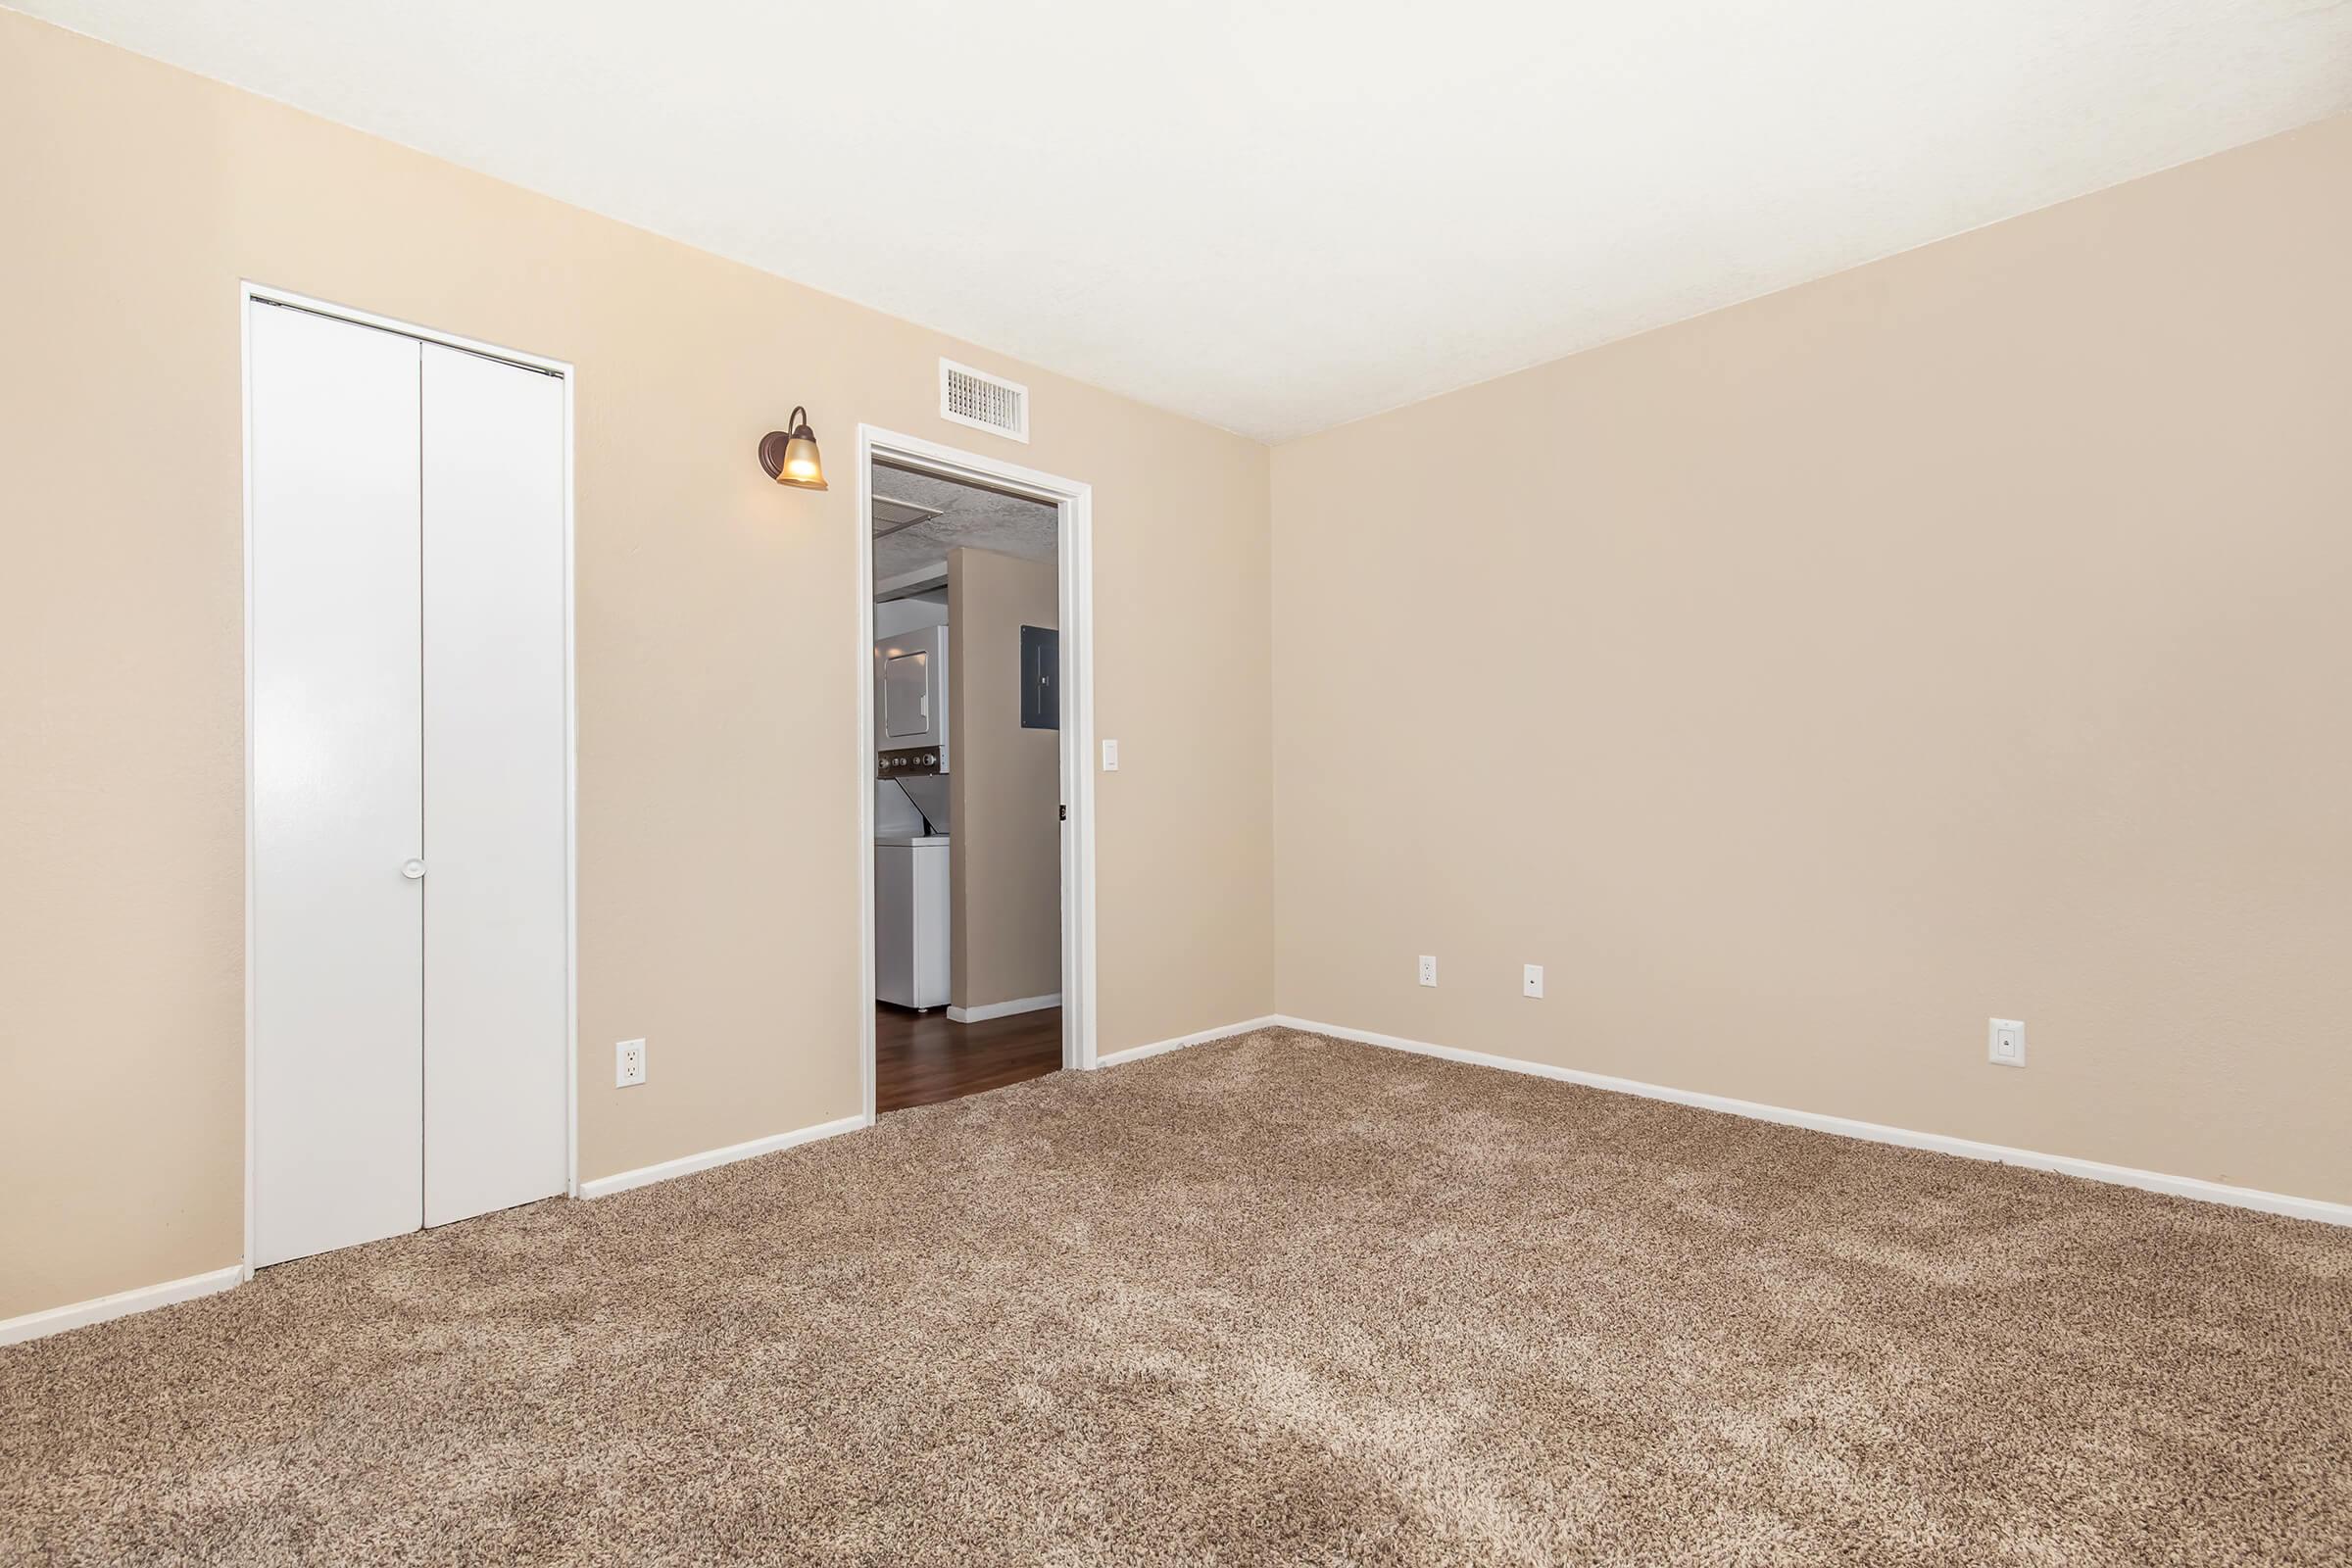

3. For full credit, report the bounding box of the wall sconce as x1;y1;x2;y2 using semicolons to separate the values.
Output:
758;407;828;491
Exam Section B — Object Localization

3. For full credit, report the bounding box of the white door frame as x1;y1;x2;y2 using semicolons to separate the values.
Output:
239;281;579;1280
856;425;1097;1123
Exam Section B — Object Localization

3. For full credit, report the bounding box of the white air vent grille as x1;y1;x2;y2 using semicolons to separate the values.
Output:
940;359;1029;443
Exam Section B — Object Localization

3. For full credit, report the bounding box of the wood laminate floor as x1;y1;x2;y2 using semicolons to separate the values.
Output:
875;1003;1062;1113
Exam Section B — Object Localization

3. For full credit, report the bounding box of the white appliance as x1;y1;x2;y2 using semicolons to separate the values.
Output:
875;778;951;1008
874;623;949;764
248;301;567;1268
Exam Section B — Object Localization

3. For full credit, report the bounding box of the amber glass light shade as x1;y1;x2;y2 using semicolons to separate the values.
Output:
758;407;828;491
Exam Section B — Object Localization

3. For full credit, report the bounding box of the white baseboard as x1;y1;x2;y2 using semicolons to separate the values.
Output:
14;1018;2330;1349
1097;1014;1282;1069
0;1264;244;1349
948;993;1061;1024
1268;1014;2352;1229
9;1113;867;1343
578;1114;865;1200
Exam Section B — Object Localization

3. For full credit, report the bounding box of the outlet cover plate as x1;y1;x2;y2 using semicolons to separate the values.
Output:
1523;963;1544;998
616;1038;647;1087
1988;1018;2025;1068
1417;955;1438;987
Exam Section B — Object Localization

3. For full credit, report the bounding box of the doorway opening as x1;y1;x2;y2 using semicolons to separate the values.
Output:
858;428;1095;1118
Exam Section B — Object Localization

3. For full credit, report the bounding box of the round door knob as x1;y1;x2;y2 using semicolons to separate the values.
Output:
401;858;426;880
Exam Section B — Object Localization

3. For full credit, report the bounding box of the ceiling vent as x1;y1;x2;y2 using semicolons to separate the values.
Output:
940;359;1029;443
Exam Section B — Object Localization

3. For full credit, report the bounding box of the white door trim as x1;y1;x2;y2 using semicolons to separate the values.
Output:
856;426;1098;1125
239;281;579;1282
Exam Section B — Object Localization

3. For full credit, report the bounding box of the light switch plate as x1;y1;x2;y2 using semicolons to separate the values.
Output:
1987;1018;2025;1068
1101;738;1119;771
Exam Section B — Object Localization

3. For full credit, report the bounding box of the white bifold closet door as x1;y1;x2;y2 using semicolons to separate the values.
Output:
251;303;566;1269
417;339;567;1228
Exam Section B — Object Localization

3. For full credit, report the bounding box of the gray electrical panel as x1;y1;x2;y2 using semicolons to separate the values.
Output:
1020;624;1058;730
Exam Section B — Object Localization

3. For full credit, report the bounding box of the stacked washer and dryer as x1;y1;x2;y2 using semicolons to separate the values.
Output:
874;623;952;1009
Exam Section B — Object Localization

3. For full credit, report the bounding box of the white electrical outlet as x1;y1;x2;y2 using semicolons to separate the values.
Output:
1523;964;1544;999
615;1038;647;1087
1418;955;1438;987
1988;1018;2025;1068
1101;738;1119;771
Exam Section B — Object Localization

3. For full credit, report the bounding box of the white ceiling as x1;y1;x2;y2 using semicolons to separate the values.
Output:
871;464;1056;587
21;1;2351;441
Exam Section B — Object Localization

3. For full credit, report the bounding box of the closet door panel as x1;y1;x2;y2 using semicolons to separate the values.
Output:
250;305;426;1267
420;343;567;1226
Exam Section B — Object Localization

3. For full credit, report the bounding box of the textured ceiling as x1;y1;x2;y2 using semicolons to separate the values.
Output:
872;464;1056;585
18;1;2352;441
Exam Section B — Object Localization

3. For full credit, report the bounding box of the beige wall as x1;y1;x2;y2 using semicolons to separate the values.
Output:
948;548;1062;1010
0;12;1274;1321
1273;114;2352;1205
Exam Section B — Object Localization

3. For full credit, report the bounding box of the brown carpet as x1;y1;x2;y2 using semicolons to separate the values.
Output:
4;1027;2349;1565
